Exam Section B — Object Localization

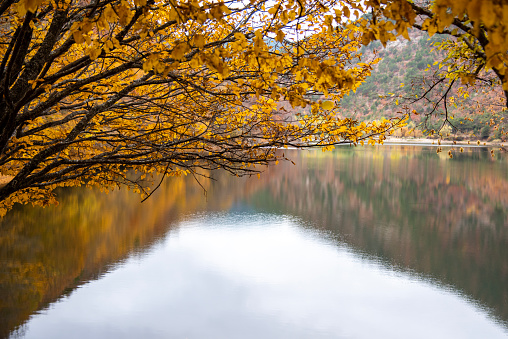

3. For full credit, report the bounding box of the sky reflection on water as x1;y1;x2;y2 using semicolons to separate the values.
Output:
17;213;508;339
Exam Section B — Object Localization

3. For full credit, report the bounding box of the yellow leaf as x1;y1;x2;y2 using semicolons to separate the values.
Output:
193;34;205;48
134;0;147;6
25;0;38;13
343;6;350;18
16;1;27;16
72;31;84;44
321;101;334;110
427;22;437;36
276;30;285;43
172;43;189;60
88;47;102;60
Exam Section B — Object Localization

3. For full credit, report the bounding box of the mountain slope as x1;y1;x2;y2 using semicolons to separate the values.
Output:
340;31;507;141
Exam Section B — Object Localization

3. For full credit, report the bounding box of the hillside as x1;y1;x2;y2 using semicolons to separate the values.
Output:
340;32;507;141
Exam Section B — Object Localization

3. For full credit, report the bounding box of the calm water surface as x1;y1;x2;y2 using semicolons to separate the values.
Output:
1;146;507;338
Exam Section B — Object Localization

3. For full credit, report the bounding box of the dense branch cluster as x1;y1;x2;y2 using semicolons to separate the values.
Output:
0;0;402;214
3;0;504;214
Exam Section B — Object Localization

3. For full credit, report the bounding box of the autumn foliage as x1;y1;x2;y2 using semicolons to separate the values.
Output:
0;0;409;214
2;0;507;214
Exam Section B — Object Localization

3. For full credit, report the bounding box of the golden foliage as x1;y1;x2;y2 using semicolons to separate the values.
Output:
0;0;404;214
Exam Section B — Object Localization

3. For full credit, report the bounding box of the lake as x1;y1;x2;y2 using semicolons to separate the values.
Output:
1;145;507;338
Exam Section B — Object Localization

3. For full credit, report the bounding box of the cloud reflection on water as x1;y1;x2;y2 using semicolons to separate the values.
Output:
20;213;508;339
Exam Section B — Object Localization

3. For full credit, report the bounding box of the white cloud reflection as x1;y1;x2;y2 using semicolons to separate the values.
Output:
20;213;508;339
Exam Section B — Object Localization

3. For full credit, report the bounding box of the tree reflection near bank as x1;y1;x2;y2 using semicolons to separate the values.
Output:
244;146;508;326
0;177;214;338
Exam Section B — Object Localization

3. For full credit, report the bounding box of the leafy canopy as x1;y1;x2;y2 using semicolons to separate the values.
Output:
0;0;403;214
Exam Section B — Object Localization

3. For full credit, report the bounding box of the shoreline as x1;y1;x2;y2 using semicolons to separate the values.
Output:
382;137;506;148
1;139;505;186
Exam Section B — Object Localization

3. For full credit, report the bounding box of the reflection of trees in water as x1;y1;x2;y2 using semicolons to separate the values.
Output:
1;146;507;337
244;146;508;325
0;177;211;338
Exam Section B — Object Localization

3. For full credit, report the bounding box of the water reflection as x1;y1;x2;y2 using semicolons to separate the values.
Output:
13;214;508;339
1;146;508;337
0;178;211;338
243;146;508;325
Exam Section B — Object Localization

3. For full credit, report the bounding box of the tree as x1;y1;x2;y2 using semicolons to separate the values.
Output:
0;0;403;215
349;0;508;131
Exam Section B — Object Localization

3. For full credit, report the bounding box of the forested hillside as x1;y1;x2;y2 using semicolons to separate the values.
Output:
341;32;507;141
